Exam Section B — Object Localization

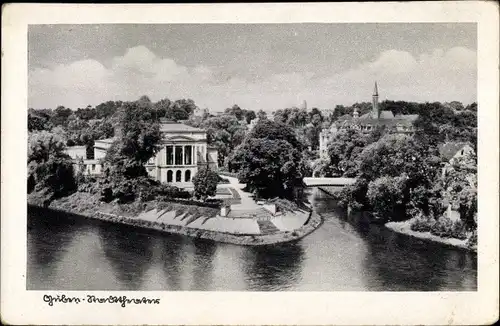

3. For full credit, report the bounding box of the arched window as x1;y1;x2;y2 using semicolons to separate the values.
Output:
176;170;182;182
185;170;191;182
167;170;173;182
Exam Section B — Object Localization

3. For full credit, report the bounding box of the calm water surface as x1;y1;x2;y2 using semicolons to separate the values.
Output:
27;188;477;291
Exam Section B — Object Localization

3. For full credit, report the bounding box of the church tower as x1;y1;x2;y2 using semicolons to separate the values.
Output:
372;81;379;119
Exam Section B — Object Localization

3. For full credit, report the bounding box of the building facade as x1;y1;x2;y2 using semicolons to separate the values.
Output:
319;82;419;157
67;120;218;187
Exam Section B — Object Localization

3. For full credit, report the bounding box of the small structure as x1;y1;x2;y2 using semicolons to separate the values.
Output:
220;204;231;217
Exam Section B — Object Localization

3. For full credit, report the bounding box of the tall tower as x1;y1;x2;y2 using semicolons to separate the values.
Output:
372;81;379;119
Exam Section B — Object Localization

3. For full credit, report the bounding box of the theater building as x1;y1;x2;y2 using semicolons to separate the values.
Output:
68;119;218;187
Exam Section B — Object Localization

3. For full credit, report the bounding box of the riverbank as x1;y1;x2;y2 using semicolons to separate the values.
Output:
317;186;476;252
385;219;476;252
28;192;319;246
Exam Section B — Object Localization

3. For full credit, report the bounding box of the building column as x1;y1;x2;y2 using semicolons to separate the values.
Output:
193;144;197;165
173;145;177;165
182;145;185;166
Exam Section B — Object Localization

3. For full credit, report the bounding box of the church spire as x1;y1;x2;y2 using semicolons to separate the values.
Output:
372;81;380;119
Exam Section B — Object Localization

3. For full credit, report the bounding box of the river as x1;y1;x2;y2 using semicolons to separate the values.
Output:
27;188;477;291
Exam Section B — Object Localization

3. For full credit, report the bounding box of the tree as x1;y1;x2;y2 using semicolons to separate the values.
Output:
312;157;336;177
202;115;247;167
358;134;440;183
244;110;256;124
257;110;267;120
103;100;162;179
231;120;306;198
441;153;477;229
233;139;304;198
170;99;197;121
75;106;97;120
28;131;76;200
327;128;370;177
50;106;73;127
192;168;219;201
225;104;244;120
367;175;408;220
248;119;303;150
95;101;123;119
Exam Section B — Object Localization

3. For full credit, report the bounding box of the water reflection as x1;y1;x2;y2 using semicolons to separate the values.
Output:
97;222;154;290
158;234;186;290
242;244;304;291
27;206;80;289
190;239;217;291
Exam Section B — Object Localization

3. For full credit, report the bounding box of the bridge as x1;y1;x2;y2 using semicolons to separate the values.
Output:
302;177;357;187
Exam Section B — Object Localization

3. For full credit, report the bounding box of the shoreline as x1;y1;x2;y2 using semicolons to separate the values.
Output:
385;220;476;252
318;186;476;252
28;199;321;246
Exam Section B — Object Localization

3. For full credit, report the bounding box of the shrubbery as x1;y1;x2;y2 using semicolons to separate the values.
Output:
410;215;468;240
266;198;300;212
466;230;477;249
193;168;219;201
410;216;435;233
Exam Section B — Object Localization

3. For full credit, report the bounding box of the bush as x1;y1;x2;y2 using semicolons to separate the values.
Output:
193;168;219;201
430;216;454;238
466;230;477;248
218;175;230;184
157;184;191;199
430;216;467;239
410;216;436;233
266;198;299;212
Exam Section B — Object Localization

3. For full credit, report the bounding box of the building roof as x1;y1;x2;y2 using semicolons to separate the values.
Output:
439;142;472;161
378;110;394;119
337;114;352;121
395;114;419;121
95;138;115;144
159;121;206;133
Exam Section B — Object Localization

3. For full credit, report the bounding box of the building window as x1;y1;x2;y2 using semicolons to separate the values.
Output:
175;147;183;165
184;145;192;165
166;146;173;165
91;164;96;171
185;170;191;182
167;170;173;182
176;170;182;182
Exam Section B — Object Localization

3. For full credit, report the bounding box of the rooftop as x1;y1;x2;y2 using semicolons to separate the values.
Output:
439;142;473;161
159;121;206;133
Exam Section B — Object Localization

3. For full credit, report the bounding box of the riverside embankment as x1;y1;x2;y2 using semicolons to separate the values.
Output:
28;191;319;246
317;186;476;252
28;187;477;291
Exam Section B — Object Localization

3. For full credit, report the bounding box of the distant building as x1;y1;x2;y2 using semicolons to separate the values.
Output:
247;117;261;132
66;119;218;187
212;110;224;116
65;145;102;176
319;82;419;157
439;141;476;181
439;142;475;165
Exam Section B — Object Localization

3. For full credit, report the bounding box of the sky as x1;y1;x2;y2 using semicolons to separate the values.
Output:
28;24;477;112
